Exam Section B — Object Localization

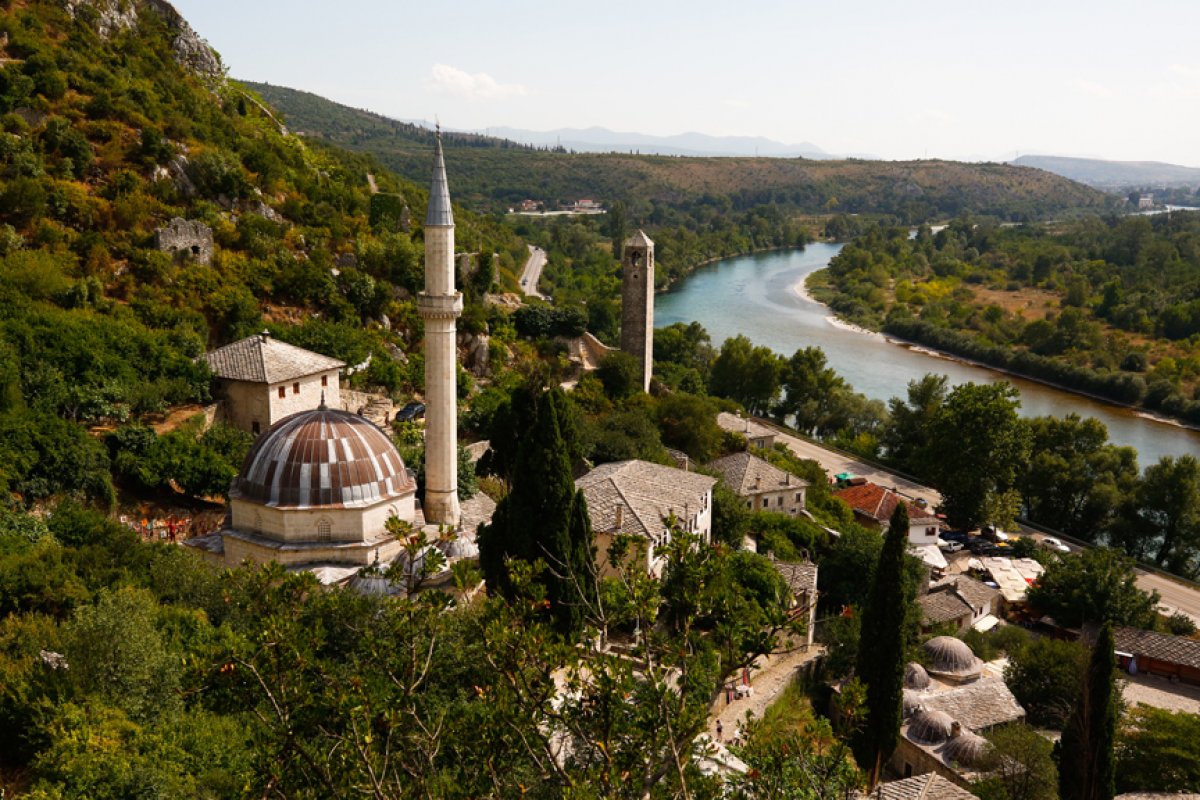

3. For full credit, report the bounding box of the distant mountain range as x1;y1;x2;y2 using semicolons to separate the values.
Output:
476;126;831;158
1012;155;1200;189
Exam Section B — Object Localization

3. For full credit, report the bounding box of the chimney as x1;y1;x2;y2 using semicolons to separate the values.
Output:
260;328;271;341
785;473;791;486
950;721;962;739
615;506;624;529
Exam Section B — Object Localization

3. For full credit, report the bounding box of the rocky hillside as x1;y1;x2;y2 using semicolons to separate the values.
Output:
248;82;1115;223
0;0;523;507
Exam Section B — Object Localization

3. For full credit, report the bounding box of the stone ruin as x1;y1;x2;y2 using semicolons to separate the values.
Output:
154;217;213;265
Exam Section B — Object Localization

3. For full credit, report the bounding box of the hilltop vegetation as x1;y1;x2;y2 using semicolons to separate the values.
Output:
248;82;1114;223
1013;154;1200;191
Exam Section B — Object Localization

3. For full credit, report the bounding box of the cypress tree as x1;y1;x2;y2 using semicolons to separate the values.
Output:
1059;623;1118;800
477;386;594;637
853;502;911;787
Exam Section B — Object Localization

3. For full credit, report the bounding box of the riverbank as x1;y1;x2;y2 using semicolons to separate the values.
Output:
658;243;814;295
797;273;1200;434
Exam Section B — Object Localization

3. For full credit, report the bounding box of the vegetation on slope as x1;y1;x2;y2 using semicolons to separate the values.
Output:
0;0;524;507
815;213;1200;424
247;82;1115;223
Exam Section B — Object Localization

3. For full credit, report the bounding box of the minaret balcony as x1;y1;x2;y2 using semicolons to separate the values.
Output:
417;292;463;319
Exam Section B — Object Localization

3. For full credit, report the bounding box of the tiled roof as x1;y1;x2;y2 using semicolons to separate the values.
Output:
716;412;776;441
920;589;974;625
203;332;344;384
576;460;715;538
1115;626;1200;670
774;561;818;598
919;678;1025;731
932;575;1002;613
858;774;979;800
233;407;415;509
707;451;807;497
834;482;900;525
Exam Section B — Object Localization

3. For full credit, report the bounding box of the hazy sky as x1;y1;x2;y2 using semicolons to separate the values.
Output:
173;0;1200;165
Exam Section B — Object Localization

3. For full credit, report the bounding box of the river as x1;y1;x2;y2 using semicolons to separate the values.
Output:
655;243;1200;467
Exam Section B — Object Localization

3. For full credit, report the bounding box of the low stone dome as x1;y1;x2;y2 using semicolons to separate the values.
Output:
905;661;932;690
233;406;415;509
923;636;982;679
445;537;479;560
902;689;922;718
943;728;990;767
907;708;956;744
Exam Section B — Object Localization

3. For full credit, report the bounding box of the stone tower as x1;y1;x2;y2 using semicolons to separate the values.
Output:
418;132;462;526
620;230;655;393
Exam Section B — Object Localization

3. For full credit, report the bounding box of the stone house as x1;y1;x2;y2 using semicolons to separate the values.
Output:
919;575;1003;633
716;412;777;450
773;560;818;647
1114;626;1200;686
707;451;808;517
202;331;344;435
857;774;980;800
576;460;716;579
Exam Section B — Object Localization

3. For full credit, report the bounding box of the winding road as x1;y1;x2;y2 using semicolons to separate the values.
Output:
520;245;546;300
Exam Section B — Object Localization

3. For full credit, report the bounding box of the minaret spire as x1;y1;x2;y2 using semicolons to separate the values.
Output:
417;125;462;526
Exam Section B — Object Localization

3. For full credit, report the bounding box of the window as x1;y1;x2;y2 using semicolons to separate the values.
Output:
278;386;286;399
762;498;769;508
321;375;328;387
292;382;300;395
317;519;331;541
746;501;752;509
777;497;783;506
795;492;803;502
926;527;936;537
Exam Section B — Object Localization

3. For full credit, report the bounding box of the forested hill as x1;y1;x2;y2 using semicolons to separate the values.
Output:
0;0;524;507
247;81;1115;223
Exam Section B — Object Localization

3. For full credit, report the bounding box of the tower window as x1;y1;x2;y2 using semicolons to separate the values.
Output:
278;386;286;399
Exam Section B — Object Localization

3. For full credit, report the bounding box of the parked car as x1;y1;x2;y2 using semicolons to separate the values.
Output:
982;527;1011;543
939;540;965;553
396;402;426;421
1041;536;1070;554
940;530;969;543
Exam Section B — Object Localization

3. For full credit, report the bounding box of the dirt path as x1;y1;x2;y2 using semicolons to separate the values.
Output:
708;644;825;744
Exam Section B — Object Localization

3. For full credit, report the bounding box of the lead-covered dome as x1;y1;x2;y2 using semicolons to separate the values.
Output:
233;406;415;509
905;661;931;690
943;728;990;767
907;708;955;744
923;636;982;680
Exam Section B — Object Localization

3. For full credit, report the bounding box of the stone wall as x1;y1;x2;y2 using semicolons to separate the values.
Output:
219;370;339;434
230;494;415;545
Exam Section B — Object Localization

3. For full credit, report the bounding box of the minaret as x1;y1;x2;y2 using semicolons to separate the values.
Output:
621;230;655;393
418;131;462;526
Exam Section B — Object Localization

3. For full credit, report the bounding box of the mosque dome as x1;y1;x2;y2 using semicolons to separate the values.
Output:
943;727;990;767
905;661;932;690
923;636;983;679
232;406;415;509
907;708;956;744
902;689;923;719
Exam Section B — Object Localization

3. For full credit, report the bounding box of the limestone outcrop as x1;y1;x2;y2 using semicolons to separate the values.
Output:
60;0;223;79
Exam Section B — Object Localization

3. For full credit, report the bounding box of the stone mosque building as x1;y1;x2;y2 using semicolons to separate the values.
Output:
188;134;468;581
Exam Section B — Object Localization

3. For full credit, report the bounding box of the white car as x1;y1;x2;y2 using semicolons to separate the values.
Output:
1041;536;1070;554
939;540;965;553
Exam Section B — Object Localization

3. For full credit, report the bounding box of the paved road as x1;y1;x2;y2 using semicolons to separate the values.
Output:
756;417;1200;625
520;245;546;299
